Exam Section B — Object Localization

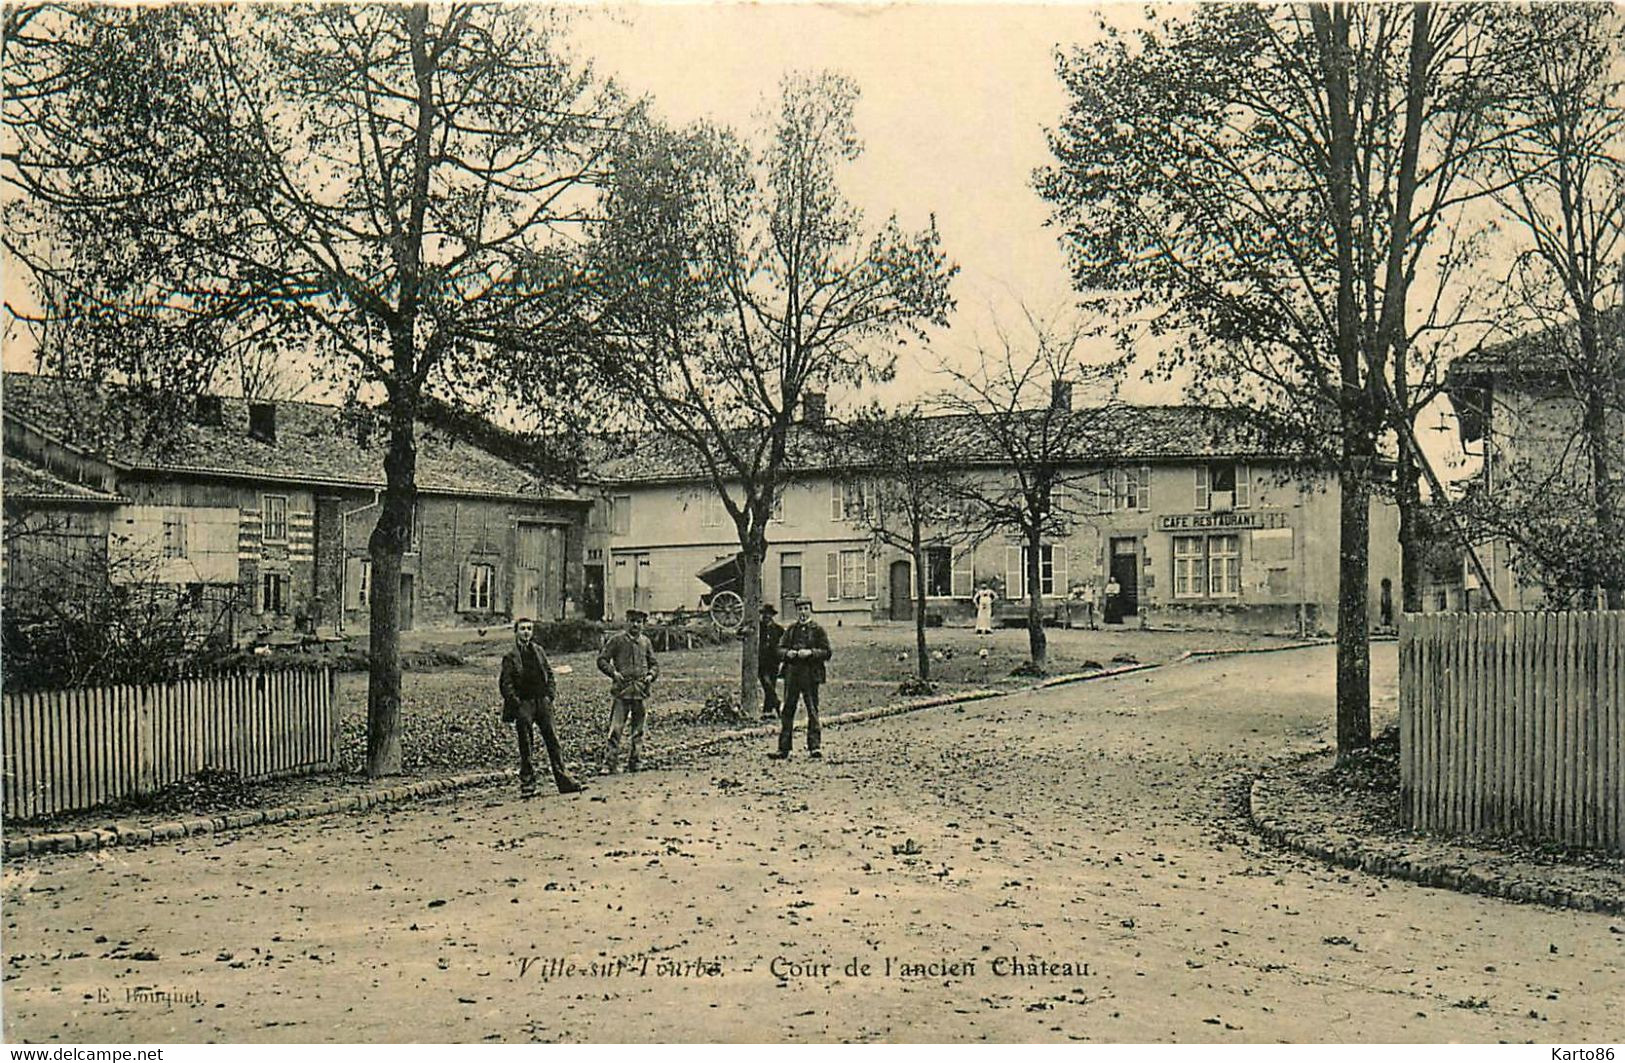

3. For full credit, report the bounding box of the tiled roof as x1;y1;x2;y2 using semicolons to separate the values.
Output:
1448;306;1625;381
2;373;585;503
595;405;1305;485
1;455;125;505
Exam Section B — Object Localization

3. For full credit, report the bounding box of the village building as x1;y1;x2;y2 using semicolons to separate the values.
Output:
2;372;600;640
1444;313;1625;609
594;399;1402;636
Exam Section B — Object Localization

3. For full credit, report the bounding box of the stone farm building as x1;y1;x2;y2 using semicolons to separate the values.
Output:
1;372;601;639
594;398;1402;636
1445;311;1625;610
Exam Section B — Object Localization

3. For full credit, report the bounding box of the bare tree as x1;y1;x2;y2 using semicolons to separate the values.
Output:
933;313;1125;672
589;74;955;716
1039;2;1510;756
831;402;971;687
4;4;623;774
1479;3;1625;608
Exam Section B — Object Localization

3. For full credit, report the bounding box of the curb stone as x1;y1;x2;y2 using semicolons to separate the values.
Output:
1247;767;1625;917
5;643;1326;860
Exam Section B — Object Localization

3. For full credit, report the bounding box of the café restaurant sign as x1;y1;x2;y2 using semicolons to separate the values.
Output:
1157;511;1289;532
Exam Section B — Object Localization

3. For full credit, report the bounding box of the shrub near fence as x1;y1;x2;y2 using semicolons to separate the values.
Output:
1400;611;1625;854
2;667;336;820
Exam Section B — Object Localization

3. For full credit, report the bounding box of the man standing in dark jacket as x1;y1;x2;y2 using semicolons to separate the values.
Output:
769;596;832;760
500;617;585;797
757;603;785;721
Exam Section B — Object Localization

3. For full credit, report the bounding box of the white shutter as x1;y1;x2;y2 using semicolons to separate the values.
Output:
951;547;973;597
1054;543;1069;596
865;550;877;599
830;481;842;520
1139;465;1152;511
457;561;472;612
1005;545;1022;599
1195;465;1210;511
826;551;839;601
1236;463;1251;509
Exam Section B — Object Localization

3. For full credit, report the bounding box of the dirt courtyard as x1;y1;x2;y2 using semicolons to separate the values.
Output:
3;643;1621;1043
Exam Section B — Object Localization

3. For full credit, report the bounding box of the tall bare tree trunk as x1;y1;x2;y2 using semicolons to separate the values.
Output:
1026;525;1047;669
738;539;764;719
1318;1;1373;759
912;529;930;683
366;392;415;777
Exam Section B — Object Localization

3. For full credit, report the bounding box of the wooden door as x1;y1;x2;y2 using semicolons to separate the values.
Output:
515;524;564;621
779;553;802;617
889;559;913;621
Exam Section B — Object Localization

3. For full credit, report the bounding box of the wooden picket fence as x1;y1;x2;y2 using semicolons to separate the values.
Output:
2;668;337;820
1400;611;1625;853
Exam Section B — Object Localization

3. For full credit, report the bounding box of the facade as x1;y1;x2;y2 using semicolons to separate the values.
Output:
2;373;601;639
1445;319;1625;609
596;408;1402;636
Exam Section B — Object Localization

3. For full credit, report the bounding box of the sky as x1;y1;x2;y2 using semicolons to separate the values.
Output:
567;1;1476;479
567;1;1138;392
0;1;1478;481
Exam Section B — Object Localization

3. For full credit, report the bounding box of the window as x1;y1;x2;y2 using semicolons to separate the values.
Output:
702;492;725;528
1196;463;1249;510
263;495;288;542
409;502;423;553
611;495;631;536
1172;534;1241;599
1173;536;1207;598
926;546;953;597
262;571;288;615
771;488;786;524
827;549;876;600
1112;466;1152;512
467;563;494;612
1020;543;1056;597
832;480;870;521
162;512;187;559
1208;534;1240;596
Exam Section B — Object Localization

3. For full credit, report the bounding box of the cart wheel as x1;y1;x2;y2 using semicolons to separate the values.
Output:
709;590;744;631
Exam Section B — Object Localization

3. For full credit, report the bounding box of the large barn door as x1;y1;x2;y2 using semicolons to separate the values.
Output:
515;523;564;621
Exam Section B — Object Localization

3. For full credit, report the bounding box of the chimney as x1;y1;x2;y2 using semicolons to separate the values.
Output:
193;394;224;427
248;401;277;444
801;391;827;426
1051;379;1073;412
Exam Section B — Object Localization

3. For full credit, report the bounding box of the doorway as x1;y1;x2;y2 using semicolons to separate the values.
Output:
888;559;913;621
779;552;803;617
583;563;605;621
515;523;564;620
1106;537;1139;624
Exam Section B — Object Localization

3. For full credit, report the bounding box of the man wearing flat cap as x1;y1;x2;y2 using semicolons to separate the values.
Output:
757;602;785;721
596;608;659;773
770;596;832;760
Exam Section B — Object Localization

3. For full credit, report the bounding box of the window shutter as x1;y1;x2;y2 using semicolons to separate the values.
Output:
1139;465;1152;511
1054;543;1069;596
830;481;842;520
1195;465;1210;511
865;550;877;599
457;562;471;612
1236;463;1251;509
1005;545;1022;599
826;552;839;601
952;547;973;597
